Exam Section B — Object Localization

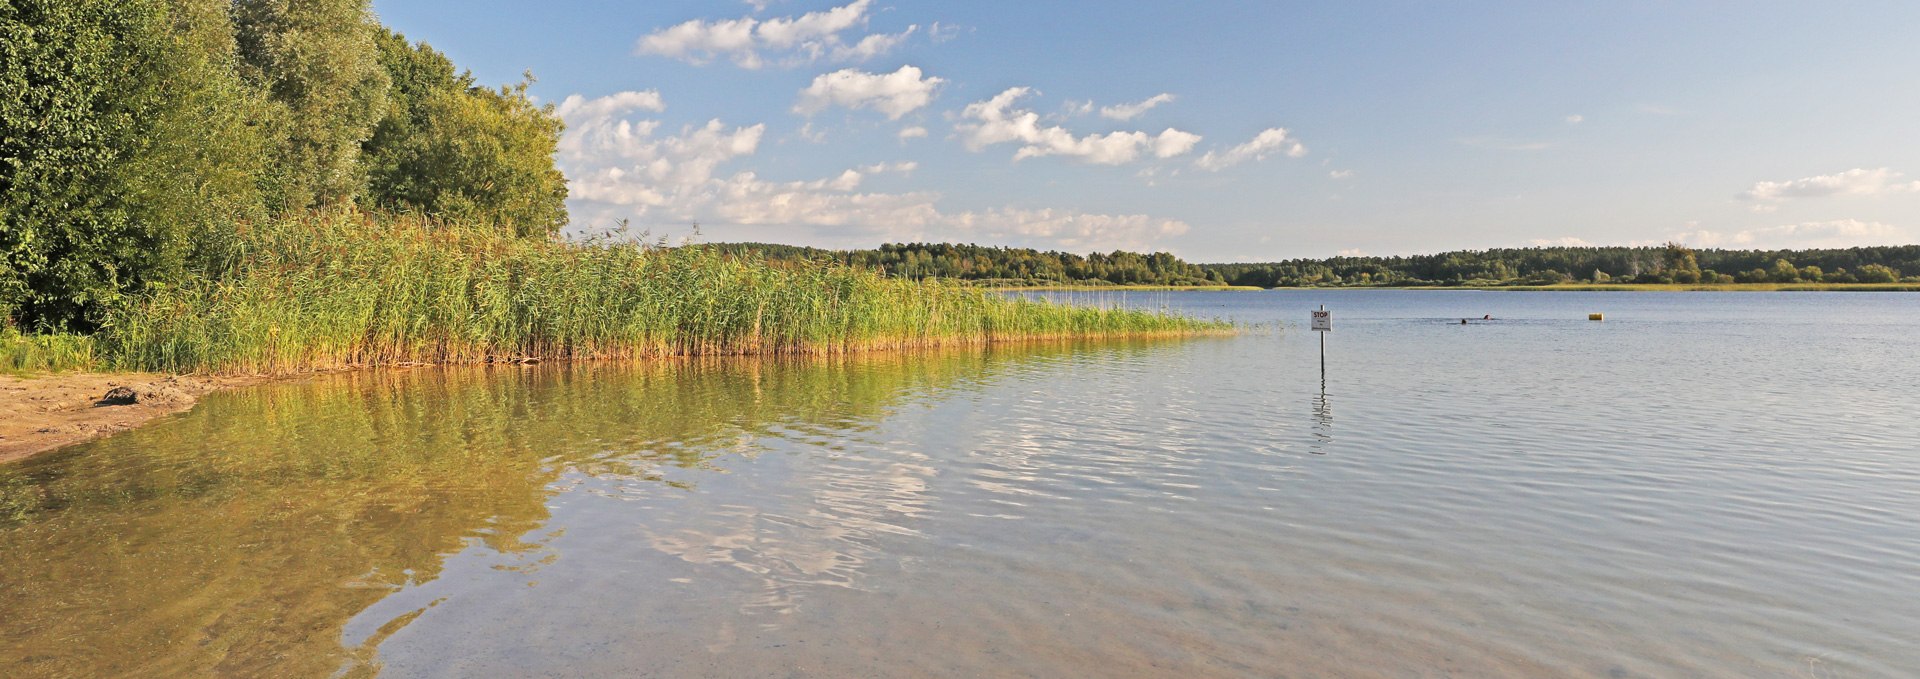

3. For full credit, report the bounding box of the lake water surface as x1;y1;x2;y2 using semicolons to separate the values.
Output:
4;290;1918;677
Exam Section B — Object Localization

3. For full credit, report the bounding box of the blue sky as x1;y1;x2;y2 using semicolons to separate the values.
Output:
371;1;1920;261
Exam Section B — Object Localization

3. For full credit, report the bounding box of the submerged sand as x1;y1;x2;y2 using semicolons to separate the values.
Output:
0;373;267;464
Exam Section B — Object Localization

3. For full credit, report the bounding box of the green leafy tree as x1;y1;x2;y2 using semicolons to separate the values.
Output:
1769;258;1800;283
124;0;275;276
232;0;389;211
361;30;567;236
1662;242;1702;283
1856;264;1899;283
2;0;159;327
1;0;268;330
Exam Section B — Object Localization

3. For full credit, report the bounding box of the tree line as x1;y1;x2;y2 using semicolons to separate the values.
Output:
715;242;1920;288
2;0;567;331
707;242;1230;286
1205;243;1920;287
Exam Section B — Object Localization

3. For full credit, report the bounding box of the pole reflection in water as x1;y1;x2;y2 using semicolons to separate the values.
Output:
1310;382;1334;455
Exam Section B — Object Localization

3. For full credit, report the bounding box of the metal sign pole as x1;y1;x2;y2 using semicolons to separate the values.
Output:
1312;304;1329;384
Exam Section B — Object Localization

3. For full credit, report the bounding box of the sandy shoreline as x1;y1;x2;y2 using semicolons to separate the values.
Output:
0;373;271;465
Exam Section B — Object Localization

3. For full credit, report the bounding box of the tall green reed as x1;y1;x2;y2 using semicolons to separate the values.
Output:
104;212;1227;374
1;331;96;374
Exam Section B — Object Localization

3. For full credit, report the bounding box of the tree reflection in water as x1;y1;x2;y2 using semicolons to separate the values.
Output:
0;341;1163;677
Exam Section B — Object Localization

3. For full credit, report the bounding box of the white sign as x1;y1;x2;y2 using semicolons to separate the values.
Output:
1311;310;1331;332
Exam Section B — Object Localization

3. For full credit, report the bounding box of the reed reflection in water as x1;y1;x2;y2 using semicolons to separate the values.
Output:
1;341;1161;677
8;289;1920;678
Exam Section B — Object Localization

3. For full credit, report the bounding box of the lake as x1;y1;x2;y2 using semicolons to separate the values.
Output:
4;290;1918;677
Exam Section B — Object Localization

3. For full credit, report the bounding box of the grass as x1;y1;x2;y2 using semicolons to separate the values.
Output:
1;331;96;375
99;212;1229;375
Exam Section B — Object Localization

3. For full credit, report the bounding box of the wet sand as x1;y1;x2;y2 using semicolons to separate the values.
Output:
0;373;268;464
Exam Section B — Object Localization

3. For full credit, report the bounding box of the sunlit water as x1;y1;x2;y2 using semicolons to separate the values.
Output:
4;290;1919;678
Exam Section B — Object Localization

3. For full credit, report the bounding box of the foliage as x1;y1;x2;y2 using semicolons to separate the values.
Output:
1;330;95;374
103;213;1227;374
1855;264;1900;284
716;241;1920;289
231;0;389;211
1662;242;1702;283
362;30;568;236
1202;245;1920;288
3;1;571;330
0;0;273;331
710;242;1227;287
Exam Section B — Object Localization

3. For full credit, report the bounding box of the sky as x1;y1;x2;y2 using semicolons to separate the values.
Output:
370;1;1920;262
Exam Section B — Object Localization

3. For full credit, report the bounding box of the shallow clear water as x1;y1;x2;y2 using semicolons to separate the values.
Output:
4;290;1918;678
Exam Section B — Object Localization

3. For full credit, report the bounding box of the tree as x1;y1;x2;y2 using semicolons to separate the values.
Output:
362;30;567;236
1662;242;1702;283
1;0;268;330
124;0;275;277
232;0;389;211
1856;264;1899;283
1769;258;1800;283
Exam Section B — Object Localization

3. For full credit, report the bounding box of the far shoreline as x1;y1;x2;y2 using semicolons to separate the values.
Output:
986;284;1262;292
996;282;1920;292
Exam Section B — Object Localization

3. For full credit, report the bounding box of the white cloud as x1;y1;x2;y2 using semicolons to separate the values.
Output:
1738;168;1920;203
1152;129;1203;159
1527;237;1596;247
928;21;962;43
897;126;927;141
555;91;665;120
794;121;828;143
1671;220;1911;250
859;161;918;174
955;87;1202;165
828;26;916;62
634;0;912;69
945;208;1190;249
1336;248;1368;257
1565;114;1584;124
1329;169;1354;180
556;91;1190;252
753;1;867;48
1194;128;1306;171
1099;93;1175;121
794;65;943;120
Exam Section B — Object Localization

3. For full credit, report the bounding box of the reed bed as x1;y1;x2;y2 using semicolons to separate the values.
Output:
1;331;96;374
103;212;1228;374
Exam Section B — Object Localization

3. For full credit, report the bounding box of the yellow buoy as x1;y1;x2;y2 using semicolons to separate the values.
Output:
1588;313;1604;321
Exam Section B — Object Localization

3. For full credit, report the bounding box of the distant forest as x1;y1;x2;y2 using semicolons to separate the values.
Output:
710;242;1920;287
706;243;1227;287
